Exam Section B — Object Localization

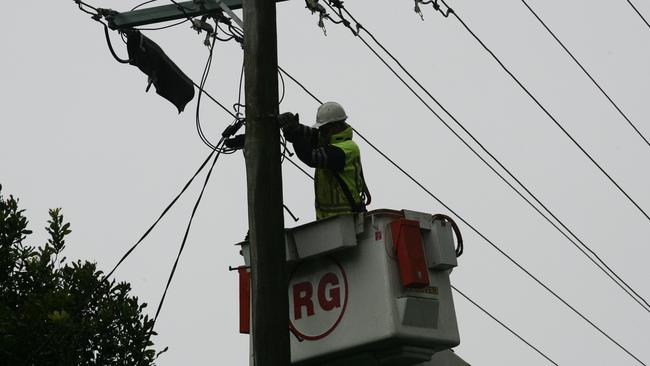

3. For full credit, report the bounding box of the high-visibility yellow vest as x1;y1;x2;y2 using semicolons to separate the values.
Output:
315;126;365;220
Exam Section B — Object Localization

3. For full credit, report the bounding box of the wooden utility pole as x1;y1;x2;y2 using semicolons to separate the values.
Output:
242;0;290;365
106;1;291;363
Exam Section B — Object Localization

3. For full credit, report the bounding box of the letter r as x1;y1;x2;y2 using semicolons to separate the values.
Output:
293;281;314;320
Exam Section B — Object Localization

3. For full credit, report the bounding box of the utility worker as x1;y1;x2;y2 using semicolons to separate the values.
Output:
279;102;371;220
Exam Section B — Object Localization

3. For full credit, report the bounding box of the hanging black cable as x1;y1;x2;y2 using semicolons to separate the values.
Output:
276;63;647;365
451;285;559;365
196;35;219;149
102;24;130;63
320;0;650;313
105;149;217;279
146;138;225;358
436;0;650;224
104;54;242;277
626;0;650;30
519;0;650;149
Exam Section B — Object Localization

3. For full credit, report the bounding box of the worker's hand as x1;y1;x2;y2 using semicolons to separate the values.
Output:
278;112;299;129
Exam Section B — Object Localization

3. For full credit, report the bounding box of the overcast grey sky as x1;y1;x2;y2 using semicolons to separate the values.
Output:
1;0;649;364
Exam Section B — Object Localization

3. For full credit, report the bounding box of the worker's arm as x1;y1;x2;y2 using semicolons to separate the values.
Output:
292;139;345;171
280;113;345;171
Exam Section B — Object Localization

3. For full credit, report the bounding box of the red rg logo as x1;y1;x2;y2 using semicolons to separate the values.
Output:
288;258;349;341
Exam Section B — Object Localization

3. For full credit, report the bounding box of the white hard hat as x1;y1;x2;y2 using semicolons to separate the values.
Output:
313;101;348;129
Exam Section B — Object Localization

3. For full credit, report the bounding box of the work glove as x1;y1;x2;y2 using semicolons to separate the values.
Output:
278;112;299;129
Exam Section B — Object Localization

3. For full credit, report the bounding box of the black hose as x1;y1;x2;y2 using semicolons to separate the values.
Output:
103;24;131;64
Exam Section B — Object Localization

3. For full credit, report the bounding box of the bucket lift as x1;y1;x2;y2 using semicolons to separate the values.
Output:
236;209;470;366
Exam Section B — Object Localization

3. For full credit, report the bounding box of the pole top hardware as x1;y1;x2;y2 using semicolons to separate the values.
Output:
107;0;288;30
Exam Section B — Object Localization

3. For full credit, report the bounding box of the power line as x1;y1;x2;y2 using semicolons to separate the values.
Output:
105;69;241;277
74;1;647;363
192;80;238;119
452;285;559;365
278;66;323;104
436;0;650;224
275;64;647;365
519;0;650;149
137;18;189;31
626;0;650;30
79;4;241;280
105;148;218;279
353;126;647;366
318;1;650;313
147;138;225;355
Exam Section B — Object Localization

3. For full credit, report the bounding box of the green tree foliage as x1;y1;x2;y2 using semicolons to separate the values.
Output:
0;185;166;365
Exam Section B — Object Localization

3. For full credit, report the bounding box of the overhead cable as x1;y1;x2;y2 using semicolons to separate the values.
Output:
626;0;650;30
285;155;315;180
273;82;559;366
105;63;241;277
192;80;238;119
272;67;564;365
277;62;646;365
147;137;226;353
105;148;218;279
452;285;559;365
102;23;131;63
435;0;650;224
132;0;159;11
354;123;647;366
519;0;650;149
318;0;650;313
137;18;189;31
